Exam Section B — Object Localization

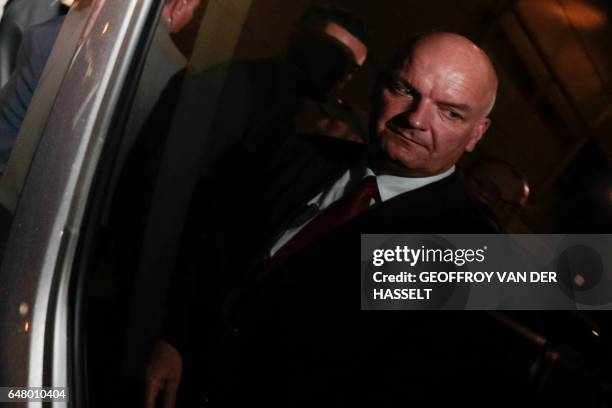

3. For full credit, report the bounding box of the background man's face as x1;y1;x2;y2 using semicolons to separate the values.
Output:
289;22;367;101
321;22;367;94
374;40;492;177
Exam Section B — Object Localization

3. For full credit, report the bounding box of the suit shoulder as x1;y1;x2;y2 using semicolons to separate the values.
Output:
441;174;501;233
373;173;500;233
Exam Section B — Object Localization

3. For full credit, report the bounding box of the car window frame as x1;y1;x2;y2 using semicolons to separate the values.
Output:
0;0;161;403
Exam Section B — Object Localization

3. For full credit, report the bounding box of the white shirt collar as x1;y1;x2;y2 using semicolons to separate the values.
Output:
272;165;455;257
309;165;455;210
364;166;455;202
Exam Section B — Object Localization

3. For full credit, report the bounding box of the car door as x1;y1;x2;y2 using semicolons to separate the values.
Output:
0;0;160;405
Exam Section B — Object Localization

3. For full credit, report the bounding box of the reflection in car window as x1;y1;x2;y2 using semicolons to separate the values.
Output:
85;2;375;404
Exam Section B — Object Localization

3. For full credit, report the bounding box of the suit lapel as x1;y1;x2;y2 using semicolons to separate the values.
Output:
261;136;364;248
250;135;364;279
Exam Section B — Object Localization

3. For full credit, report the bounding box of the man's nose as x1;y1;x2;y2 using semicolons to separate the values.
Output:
403;99;430;131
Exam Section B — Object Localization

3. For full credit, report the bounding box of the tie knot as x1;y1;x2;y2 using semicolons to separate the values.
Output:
354;175;379;203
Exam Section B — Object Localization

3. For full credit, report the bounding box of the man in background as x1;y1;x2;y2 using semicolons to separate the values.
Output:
142;7;370;407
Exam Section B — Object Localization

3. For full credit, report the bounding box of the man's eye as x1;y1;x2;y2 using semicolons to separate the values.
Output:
444;110;462;120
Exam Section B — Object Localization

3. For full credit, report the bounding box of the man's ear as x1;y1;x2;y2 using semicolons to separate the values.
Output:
163;0;200;33
465;117;490;152
162;1;174;25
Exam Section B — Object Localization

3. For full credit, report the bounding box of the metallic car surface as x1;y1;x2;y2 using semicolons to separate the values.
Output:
0;0;156;405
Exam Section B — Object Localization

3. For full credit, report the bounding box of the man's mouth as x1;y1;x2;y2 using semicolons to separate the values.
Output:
386;123;428;149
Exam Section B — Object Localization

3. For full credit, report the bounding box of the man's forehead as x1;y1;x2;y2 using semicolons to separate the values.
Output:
395;47;493;114
401;40;482;74
397;61;474;99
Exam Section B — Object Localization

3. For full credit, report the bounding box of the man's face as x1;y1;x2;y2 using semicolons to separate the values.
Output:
373;39;493;177
321;22;367;96
322;22;367;69
290;22;367;101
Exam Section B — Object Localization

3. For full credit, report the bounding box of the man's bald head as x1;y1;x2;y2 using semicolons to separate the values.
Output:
372;31;499;177
391;32;498;117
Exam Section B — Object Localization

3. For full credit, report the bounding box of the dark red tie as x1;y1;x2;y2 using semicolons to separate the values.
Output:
268;176;379;270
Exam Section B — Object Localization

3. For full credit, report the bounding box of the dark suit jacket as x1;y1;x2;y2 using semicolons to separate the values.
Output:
111;57;307;382
158;118;533;406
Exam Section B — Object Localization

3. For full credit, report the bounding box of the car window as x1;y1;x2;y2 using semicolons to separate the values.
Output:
80;1;366;402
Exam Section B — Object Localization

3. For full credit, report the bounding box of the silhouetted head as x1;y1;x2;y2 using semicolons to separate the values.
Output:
288;6;368;101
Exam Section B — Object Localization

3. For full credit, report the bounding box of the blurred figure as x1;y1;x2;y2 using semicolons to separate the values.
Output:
289;7;369;142
132;6;369;206
164;5;370;170
0;0;200;175
464;158;530;230
142;7;369;408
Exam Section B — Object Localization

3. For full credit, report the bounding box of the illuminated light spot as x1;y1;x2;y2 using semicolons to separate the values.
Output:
24;321;30;333
592;329;600;337
521;181;530;206
19;303;29;316
573;274;585;287
553;0;607;30
102;22;110;35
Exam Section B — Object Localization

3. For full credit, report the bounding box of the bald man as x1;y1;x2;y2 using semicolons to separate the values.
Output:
151;32;520;407
370;32;497;177
265;32;499;259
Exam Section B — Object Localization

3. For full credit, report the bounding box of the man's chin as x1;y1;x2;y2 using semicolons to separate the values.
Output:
378;153;422;177
379;146;436;177
371;132;424;174
384;137;421;161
